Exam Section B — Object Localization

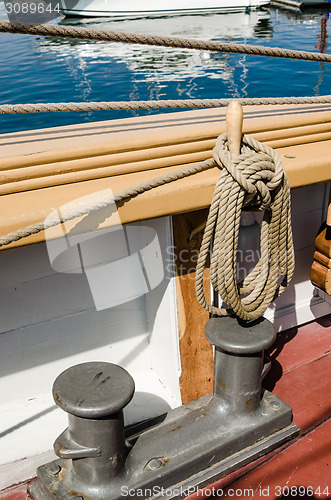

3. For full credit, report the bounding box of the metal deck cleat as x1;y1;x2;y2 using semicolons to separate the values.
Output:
29;317;299;500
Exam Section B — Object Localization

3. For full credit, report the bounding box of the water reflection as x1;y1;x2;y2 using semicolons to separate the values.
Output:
37;10;273;89
1;6;331;134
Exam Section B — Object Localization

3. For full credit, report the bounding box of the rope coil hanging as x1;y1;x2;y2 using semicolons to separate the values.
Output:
195;102;295;321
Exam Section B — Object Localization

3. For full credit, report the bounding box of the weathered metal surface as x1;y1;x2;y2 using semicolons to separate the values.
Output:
53;362;135;418
50;362;134;496
5;317;330;500
29;318;299;500
206;317;276;413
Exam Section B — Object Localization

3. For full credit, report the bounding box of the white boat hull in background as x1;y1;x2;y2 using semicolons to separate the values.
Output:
59;0;270;18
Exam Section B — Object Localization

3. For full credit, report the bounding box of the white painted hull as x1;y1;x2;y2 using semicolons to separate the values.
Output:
59;0;270;18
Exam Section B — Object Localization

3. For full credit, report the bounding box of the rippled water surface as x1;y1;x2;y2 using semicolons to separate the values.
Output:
0;5;331;133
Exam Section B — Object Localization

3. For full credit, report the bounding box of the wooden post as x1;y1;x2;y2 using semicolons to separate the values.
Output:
226;100;243;159
327;202;331;227
174;101;245;403
173;209;213;404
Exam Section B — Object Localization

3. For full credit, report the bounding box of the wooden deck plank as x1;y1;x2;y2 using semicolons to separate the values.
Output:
265;315;331;376
271;354;331;433
219;419;331;499
0;483;29;499
263;316;331;433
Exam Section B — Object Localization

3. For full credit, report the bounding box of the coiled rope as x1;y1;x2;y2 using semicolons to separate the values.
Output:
195;133;294;321
0;131;293;320
0;21;298;319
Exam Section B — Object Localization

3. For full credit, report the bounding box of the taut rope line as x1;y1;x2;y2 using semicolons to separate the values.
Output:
1;20;331;63
1;95;331;114
1;21;331;114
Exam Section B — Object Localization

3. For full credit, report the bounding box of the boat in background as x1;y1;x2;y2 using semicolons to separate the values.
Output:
58;0;270;19
39;10;271;91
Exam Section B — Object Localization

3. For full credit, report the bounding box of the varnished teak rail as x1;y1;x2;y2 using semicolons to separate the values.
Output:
0;104;330;249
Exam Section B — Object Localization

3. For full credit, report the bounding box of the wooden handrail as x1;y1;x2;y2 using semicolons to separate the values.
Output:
0;103;331;250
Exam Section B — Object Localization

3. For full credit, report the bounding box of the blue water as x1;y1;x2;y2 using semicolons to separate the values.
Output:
0;5;331;133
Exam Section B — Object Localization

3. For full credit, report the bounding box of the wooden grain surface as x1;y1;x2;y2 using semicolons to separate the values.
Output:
1;105;331;250
172;209;213;403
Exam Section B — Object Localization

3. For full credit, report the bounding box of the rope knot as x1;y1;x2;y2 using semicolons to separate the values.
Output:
213;132;284;210
195;132;294;322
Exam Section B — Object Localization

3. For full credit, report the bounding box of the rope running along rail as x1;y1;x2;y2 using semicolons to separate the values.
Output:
1;22;331;113
0;159;215;248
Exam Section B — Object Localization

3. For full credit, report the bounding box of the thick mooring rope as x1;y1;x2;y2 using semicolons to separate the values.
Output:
1;95;331;114
1;21;331;63
195;133;294;321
